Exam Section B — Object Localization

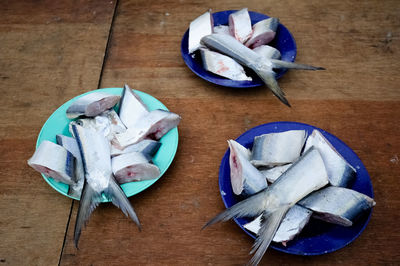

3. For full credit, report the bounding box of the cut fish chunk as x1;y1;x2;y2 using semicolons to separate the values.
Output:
111;139;161;157
118;84;149;129
188;10;213;53
245;17;279;49
213;25;231;36
66;92;120;119
229;8;253;43
253;45;281;60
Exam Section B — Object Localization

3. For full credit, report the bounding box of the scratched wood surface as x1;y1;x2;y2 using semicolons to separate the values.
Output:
1;0;399;265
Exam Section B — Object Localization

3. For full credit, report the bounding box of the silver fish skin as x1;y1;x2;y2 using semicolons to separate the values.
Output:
201;34;324;107
304;129;356;187
228;140;267;196
66;92;120;119
250;130;307;167
228;8;252;43
245;18;279;49
72;124;140;248
56;134;85;198
260;163;292;183
118;84;149;129
253;45;281;60
298;186;375;227
111;139;161;157
203;147;329;265
28;140;75;185
188;10;213;53
213;25;231;36
112;152;161;183
200;48;252;81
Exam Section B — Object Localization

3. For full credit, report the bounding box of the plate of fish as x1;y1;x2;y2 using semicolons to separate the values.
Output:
29;86;180;201
204;121;374;264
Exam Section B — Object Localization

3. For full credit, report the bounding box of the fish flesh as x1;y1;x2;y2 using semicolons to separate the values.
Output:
200;48;252;81
111;139;161;157
201;34;324;107
228;140;267;196
260;163;292;183
244;205;312;245
56;134;84;198
304;129;356;187
203;147;329;265
28;140;75;185
72;124;140;248
253;45;281;60
250;130;307;167
118;84;149;129
298;186;375;227
213;25;230;36
229;8;253;43
113;109;181;149
188;10;213;53
112;152;161;183
66;92;120;119
245;18;279;49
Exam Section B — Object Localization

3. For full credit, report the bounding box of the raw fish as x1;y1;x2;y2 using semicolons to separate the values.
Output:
188;10;213;53
245;18;279;48
118;84;149;129
229;8;252;43
66;92;120;119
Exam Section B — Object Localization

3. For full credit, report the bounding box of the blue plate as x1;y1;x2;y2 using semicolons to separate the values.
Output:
218;121;374;255
181;10;297;88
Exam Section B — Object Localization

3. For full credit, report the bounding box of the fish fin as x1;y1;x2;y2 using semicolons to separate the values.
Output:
247;206;290;266
253;69;290;107
202;190;267;230
271;59;325;70
104;176;141;230
74;181;102;249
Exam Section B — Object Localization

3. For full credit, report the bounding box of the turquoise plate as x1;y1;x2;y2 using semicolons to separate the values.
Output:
36;87;179;201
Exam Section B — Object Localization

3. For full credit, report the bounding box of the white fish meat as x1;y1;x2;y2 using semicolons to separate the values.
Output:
304;129;356;187
250;130;307;167
188;10;213;53
118;84;149;129
111;139;161;157
213;25;231;36
28;140;75;185
260;163;292;183
245;18;279;49
253;45;281;60
203;147;329;265
112;152;161;183
200;48;252;81
66;92;120;119
229;8;252;43
228;140;267;196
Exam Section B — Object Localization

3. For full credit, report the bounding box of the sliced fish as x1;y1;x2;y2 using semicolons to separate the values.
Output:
229;8;252;43
28;140;75;185
253;45;281;60
111;139;161;157
66;92;120;119
203;147;329;265
112;152;161;183
245;18;279;48
72;124;140;248
250;130;307;167
118;84;149;129
200;48;252;81
304;129;356;187
213;25;231;36
260;163;292;183
228;140;267;196
299;186;375;227
188;10;213;53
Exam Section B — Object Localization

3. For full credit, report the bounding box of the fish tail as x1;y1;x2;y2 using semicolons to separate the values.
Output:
271;59;325;70
104;176;141;230
247;206;290;266
74;181;102;249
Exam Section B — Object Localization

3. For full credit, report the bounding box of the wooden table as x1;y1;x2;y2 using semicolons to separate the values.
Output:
1;0;399;265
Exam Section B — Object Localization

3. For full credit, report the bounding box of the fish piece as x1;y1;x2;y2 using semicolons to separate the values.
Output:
203;147;329;265
112;152;161;183
72;124;140;248
228;140;267;196
28;140;75;185
66;92;120;119
304;129;356;187
260;163;292;183
245;18;279;49
188;10;213;53
56;135;85;198
113;109;181;149
244;205;312;244
111;139;161;157
250;130;307;167
299;186;375;227
118;84;149;129
229;8;252;43
213;25;231;36
201;34;324;107
253;45;281;60
200;48;252;81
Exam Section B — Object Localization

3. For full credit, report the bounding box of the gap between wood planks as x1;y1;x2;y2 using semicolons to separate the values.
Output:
57;1;120;265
